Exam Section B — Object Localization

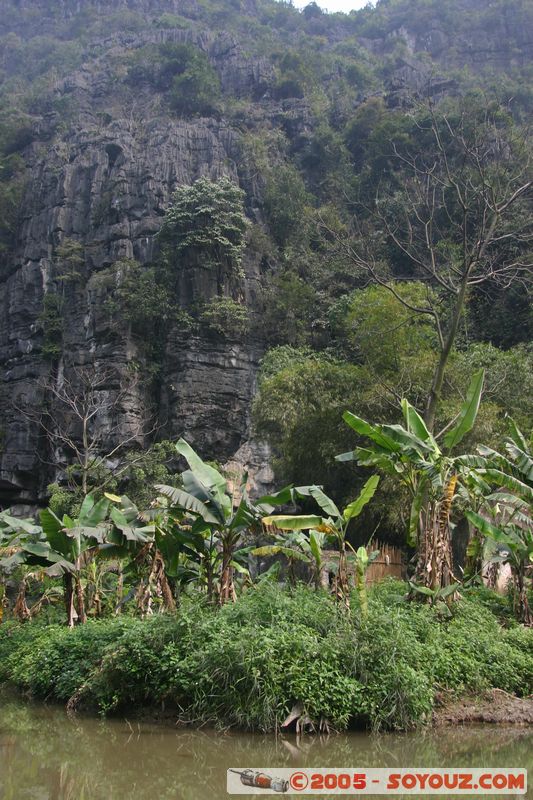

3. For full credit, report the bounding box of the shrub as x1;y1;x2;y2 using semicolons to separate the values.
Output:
160;177;248;279
198;296;249;339
125;43;220;116
1;584;531;732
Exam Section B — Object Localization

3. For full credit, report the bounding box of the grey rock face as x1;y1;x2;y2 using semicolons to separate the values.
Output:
1;0;530;505
0;21;273;504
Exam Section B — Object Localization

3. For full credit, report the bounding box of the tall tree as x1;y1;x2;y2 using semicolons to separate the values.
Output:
328;95;532;431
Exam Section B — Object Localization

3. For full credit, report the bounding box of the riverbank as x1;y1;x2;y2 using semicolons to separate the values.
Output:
433;689;533;726
0;582;531;732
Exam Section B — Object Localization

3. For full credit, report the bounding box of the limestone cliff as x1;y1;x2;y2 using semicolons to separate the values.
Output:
0;0;530;505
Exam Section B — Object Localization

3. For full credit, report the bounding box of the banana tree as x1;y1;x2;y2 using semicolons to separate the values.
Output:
336;370;485;594
0;511;43;622
252;528;332;590
102;493;174;615
156;439;301;605
464;418;533;624
10;495;111;626
262;476;380;609
354;545;380;618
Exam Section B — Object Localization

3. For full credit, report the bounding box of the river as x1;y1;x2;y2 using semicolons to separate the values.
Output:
0;692;531;799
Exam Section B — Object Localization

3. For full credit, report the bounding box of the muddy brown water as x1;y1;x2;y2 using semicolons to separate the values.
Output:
0;692;531;799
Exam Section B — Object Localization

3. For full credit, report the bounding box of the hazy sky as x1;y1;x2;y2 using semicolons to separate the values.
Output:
293;0;372;12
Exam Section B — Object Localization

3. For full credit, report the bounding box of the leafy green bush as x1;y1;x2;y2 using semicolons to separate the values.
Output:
1;584;531;732
160;177;247;280
126;43;220;115
198;296;249;339
102;259;173;334
263;165;311;249
167;45;220;116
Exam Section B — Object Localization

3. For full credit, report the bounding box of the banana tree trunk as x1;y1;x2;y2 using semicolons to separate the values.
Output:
355;565;368;618
319;565;330;590
464;528;483;581
75;572;87;624
513;567;533;627
14;578;31;622
206;557;215;602
115;562;123;614
335;545;350;610
64;573;75;628
485;561;499;589
219;537;235;606
416;476;458;593
153;550;176;613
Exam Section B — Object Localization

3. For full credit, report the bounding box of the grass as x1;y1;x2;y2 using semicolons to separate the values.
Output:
0;581;531;732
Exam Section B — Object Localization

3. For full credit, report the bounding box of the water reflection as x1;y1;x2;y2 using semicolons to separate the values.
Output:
0;693;530;799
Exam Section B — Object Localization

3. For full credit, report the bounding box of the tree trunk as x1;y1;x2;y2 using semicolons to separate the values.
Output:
485;562;499;589
335;545;350;610
424;279;469;432
319;565;330;590
416;475;458;593
514;568;533;627
14;578;31;622
75;573;87;624
153;550;176;613
355;562;368;618
115;563;123;614
64;573;75;627
206;556;214;603
219;539;235;606
464;528;483;581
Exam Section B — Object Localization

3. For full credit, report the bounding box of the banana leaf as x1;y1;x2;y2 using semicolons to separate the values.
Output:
443;368;484;450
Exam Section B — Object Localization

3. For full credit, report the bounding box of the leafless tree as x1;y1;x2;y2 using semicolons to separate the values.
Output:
16;364;154;495
325;95;532;431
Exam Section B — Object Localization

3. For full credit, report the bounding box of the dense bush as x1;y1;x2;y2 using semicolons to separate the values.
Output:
159;177;248;280
1;583;531;732
198;296;249;339
125;43;220;115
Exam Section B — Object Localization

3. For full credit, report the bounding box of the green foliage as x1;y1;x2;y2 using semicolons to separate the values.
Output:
1;585;531;731
253;358;367;496
339;374;484;583
338;282;439;375
198;296;249;339
102;259;173;334
155;439;302;604
272;49;312;99
54;237;84;284
258;345;333;384
254;283;532;529
452;343;533;435
47;482;83;519
299;121;351;199
261;271;320;346
0;154;24;256
166;45;220;116
262;165;311;250
464;418;533;623
47;441;180;518
264;476;380;606
160;177;247;279
153;13;193;30
126;43;220;115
